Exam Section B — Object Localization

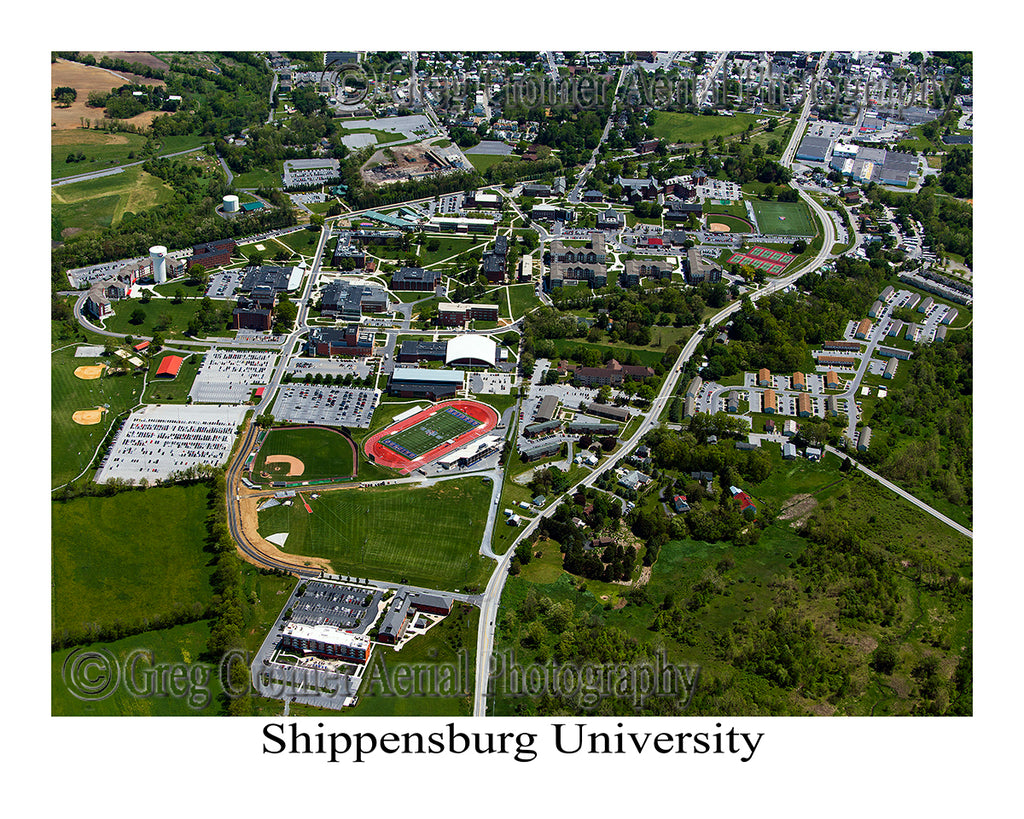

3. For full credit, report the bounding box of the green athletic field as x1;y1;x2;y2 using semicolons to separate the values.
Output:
750;200;816;237
253;426;356;484
52;345;146;489
256;479;494;590
381;408;477;460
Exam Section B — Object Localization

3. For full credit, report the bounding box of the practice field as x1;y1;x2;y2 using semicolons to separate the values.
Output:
365;399;500;473
750;200;816;237
648;111;762;144
728;245;798;275
706;214;754;233
52;345;145;489
256;479;494;590
251;426;357;485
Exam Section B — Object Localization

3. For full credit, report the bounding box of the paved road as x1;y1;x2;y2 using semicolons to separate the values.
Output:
781;52;831;168
52;146;206;187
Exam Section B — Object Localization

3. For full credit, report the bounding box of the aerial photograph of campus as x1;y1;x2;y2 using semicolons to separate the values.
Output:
51;49;973;719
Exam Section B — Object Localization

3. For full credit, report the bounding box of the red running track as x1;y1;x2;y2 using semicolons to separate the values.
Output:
364;399;500;474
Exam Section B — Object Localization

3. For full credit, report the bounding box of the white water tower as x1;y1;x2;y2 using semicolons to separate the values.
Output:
223;194;239;213
150;245;167;284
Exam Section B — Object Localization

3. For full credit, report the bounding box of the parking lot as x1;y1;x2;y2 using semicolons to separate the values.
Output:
287;358;374;380
206;269;245;300
271;384;380;428
188;349;276;404
288;580;384;633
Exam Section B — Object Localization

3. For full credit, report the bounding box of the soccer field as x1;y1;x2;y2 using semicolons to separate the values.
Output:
380;407;478;461
256;479;493;590
751;200;816;237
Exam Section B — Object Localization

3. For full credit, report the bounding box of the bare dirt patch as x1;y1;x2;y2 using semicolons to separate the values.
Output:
72;407;107;425
73;364;106;380
264;455;305;477
235;496;333;573
778;493;819;528
51;59;162;130
360;144;452;186
708;222;731;232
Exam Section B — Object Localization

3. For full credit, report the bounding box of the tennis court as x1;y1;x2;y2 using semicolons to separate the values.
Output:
727;245;798;276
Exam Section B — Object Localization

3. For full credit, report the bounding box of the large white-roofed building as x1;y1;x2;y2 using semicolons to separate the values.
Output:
445;335;497;368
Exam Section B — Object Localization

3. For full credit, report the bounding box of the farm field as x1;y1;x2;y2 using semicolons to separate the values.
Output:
256;479;494;590
51;483;216;645
252;426;356;485
51;59;163;130
648;111;762;144
751;200;816;237
51;345;145;489
52;166;176;233
51;132;208;180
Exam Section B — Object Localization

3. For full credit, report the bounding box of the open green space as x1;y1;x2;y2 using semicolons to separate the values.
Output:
550;337;666;368
648;111;762;144
256;479;494;591
51;130;149;180
101;297;225;340
51;621;223;716
253;426;356;484
507;284;542;319
750;200;816;237
275;228;321;256
232;162;282;189
51;345;146;489
418;236;480;266
52;166;176;233
467;153;518;173
52;483;216;645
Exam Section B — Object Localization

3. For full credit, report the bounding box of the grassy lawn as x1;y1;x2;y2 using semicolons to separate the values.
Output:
52;483;216;645
648;111;762;144
275;228;321;256
253;426;356;484
101;297;230;340
232;162;282;188
142;352;203;403
255;478;495;591
551;338;665;368
467;153;517;173
418;237;481;266
51;130;148;180
52;166;176;233
51;345;146;489
507;283;542;319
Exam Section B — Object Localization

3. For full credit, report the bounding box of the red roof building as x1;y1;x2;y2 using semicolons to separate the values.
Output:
133;340;150;352
155;355;184;378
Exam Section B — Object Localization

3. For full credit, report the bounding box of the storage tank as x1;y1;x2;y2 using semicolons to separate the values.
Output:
223;194;239;213
149;246;167;284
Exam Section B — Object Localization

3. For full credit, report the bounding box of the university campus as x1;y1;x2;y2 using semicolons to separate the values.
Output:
52;48;972;720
